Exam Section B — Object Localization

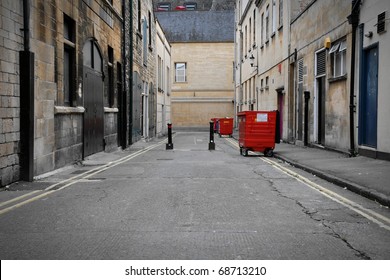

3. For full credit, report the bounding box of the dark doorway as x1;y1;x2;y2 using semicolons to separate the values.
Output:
277;89;284;139
317;76;326;144
83;40;104;157
359;45;378;148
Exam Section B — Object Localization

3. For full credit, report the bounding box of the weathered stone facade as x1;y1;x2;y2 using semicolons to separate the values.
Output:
0;0;125;187
236;0;390;157
130;0;157;142
156;20;172;137
0;0;23;186
156;9;235;128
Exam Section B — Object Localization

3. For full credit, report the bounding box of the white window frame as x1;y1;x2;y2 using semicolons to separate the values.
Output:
272;0;277;34
329;39;347;78
175;62;186;83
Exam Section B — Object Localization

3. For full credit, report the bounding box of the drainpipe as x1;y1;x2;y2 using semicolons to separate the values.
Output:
20;0;34;181
347;0;361;157
128;0;134;145
120;0;128;149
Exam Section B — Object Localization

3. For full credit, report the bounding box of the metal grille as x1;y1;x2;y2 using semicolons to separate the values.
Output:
377;12;386;34
298;59;304;83
316;50;326;77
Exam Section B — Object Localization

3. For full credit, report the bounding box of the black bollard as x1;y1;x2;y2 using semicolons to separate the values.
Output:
209;121;215;150
166;123;173;150
304;91;310;146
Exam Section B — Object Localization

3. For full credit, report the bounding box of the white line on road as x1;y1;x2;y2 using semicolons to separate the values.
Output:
224;137;390;231
0;139;166;216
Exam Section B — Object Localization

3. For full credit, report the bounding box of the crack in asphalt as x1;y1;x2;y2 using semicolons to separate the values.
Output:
252;167;372;260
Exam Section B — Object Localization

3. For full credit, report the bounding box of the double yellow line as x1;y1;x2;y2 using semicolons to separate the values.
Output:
224;137;390;231
0;140;166;216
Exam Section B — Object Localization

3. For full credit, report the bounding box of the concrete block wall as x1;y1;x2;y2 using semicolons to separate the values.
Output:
0;0;23;186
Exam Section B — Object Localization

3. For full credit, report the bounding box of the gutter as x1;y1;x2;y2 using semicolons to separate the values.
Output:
347;0;361;157
20;0;34;181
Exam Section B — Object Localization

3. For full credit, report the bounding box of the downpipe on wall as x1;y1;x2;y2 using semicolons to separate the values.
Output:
347;0;361;157
20;0;34;181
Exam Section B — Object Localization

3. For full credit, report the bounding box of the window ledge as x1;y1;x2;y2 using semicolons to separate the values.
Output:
55;106;85;115
328;74;347;83
104;107;119;113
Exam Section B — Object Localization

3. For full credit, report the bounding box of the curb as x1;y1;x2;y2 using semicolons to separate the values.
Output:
273;153;390;207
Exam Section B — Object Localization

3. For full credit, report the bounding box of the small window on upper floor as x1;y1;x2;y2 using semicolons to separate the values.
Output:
157;3;171;11
184;3;197;10
175;62;186;83
329;39;347;78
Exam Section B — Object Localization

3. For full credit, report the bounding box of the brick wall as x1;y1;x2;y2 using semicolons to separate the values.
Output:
0;0;23;186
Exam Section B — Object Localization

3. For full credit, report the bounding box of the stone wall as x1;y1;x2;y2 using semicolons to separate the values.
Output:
0;0;23;186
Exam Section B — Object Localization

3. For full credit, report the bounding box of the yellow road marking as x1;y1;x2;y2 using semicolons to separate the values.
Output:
224;137;390;231
0;139;166;216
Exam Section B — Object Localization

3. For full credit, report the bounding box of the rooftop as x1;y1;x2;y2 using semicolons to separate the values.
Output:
155;10;235;43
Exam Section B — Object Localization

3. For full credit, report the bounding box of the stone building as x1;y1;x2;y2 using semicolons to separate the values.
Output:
235;0;307;140
0;0;23;186
129;0;157;142
356;0;390;159
290;0;353;151
0;0;164;187
155;6;235;128
235;0;390;158
156;19;172;137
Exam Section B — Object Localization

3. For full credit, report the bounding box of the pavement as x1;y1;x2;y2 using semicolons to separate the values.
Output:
272;142;390;207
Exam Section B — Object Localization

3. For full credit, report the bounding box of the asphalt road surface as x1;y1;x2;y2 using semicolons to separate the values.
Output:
0;131;389;259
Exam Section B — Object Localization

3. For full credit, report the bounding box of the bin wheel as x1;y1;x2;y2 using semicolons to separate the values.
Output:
264;149;274;157
240;147;248;156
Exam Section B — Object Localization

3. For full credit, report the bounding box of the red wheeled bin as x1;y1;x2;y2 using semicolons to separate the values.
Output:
217;117;234;137
237;111;280;157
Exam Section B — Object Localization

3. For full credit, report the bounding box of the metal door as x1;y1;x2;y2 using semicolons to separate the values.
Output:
83;40;104;156
297;59;304;141
360;46;378;148
317;76;326;144
277;91;284;139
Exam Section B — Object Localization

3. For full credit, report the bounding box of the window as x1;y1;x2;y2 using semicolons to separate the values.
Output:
148;11;152;48
175;63;186;82
253;9;256;45
63;14;75;106
329;39;347;77
138;0;141;32
166;66;170;94
265;76;269;89
272;0;276;34
279;0;283;28
265;5;269;41
184;3;197;10
107;46;114;107
249;18;252;48
245;25;247;54
142;17;148;66
261;12;264;45
157;3;171;11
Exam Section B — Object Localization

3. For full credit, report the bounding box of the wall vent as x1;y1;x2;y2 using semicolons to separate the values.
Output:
298;59;304;83
316;50;326;77
377;12;386;34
